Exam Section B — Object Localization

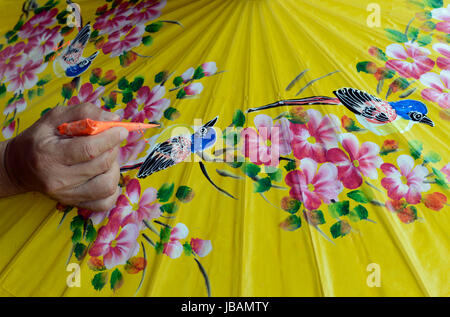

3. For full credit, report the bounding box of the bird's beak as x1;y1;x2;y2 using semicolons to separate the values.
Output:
420;115;434;127
203;116;219;128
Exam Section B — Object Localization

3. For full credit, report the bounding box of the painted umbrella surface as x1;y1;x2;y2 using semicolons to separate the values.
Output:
0;0;448;297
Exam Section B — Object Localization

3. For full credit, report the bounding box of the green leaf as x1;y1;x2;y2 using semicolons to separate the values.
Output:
328;200;350;218
118;77;129;90
385;29;408;43
281;197;301;214
408;140;423;159
72;228;82;244
242;162;261;178
279;214;302;231
160;202;178;214
232;109;246;128
155;241;164;254
122;90;133;103
407;26;419;42
432;167;449;189
193;66;205;79
85;223;97;243
354;204;369;220
176;186;194;203
267;168;282;182
423;151;441;163
173;76;183;87
145;21;163;33
253;177;271;193
155;71;165;84
222;130;240;146
160;227;171;243
13;19;24;31
41;107;51;117
157;183;175;202
163;107;180;120
303;210;326;226
0;84;6;98
37;87;44;96
347;190;370;204
74;243;87;261
283;160;297;172
330;220;351;239
142;35;153;46
70;215;84;231
356;61;377;74
425;0;443;8
183;242;193;256
130;76;144;92
92;272;108;291
110;268;124;292
417;34;433;46
176;89;186;99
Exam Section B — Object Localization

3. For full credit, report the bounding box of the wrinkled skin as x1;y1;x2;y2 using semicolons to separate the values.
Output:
2;103;129;212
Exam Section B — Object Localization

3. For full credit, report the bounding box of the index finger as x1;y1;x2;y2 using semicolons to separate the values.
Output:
45;103;120;127
59;127;129;164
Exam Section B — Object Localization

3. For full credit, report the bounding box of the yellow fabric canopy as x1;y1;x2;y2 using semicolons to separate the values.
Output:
0;0;448;296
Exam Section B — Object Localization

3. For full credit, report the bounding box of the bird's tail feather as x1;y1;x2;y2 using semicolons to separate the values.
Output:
120;163;143;172
246;96;340;113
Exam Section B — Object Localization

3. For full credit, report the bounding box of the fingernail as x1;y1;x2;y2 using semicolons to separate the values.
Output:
101;111;120;121
119;127;129;140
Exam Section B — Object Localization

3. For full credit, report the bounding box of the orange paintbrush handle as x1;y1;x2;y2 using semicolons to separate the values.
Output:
58;118;160;136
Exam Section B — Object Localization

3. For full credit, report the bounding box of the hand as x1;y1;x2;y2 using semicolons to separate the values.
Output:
2;103;129;212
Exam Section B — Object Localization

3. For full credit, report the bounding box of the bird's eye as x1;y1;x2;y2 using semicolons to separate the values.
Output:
410;112;423;121
199;127;207;135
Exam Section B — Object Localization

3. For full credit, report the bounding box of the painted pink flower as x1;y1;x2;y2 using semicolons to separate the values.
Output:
433;43;450;70
241;114;283;166
109;179;161;229
2;120;15;139
385;43;435;79
380;154;430;204
18;8;58;39
170;223;189;241
0;42;26;81
431;4;450;33
68;83;105;107
163;240;183;259
5;60;47;93
201;62;217;76
3;98;26;115
127;0;166;25
190;238;212;257
93;2;132;36
77;208;110;226
441;163;450;182
102;24;145;58
184;82;203;96
327;133;383;189
119;131;147;166
24;26;63;61
89;221;139;269
290;109;338;163
124;85;170;122
285;158;343;210
420;70;450;109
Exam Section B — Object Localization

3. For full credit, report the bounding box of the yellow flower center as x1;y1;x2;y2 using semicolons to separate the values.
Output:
267;139;272;147
353;159;359;167
405;57;414;63
111;240;117;248
307;183;315;192
307;136;316;144
401;176;408;184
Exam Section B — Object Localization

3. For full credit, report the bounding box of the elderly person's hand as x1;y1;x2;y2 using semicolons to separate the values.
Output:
0;103;128;212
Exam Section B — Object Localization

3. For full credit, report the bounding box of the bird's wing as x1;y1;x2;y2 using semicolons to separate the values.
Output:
333;87;390;123
61;23;91;65
137;136;191;178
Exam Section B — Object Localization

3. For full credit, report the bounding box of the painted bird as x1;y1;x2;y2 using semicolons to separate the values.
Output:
247;87;434;135
53;22;98;78
121;116;219;177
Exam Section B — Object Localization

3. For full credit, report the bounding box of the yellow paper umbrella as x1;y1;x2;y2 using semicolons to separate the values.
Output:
0;0;448;297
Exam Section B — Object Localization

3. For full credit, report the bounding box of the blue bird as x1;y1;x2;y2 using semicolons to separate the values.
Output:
120;116;219;177
53;22;98;78
247;87;434;134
